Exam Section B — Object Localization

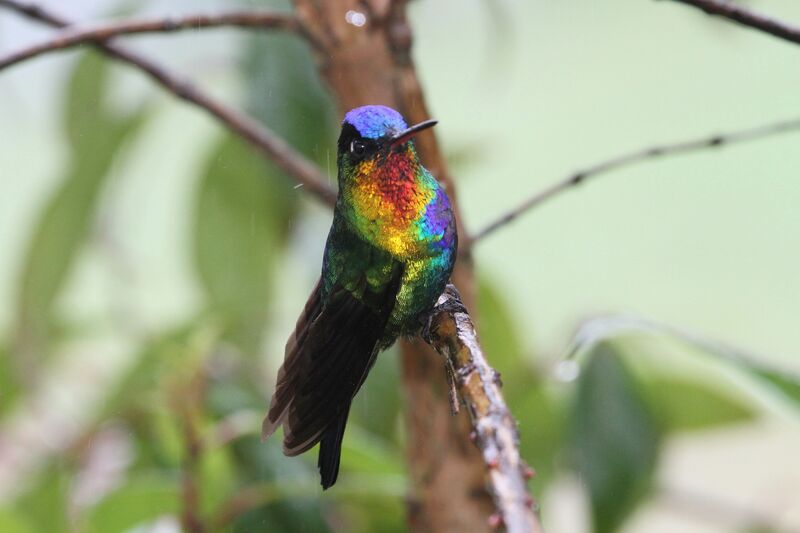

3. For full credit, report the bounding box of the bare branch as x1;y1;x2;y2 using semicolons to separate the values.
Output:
422;284;541;533
470;116;800;245
665;0;800;46
0;10;308;71
0;0;337;206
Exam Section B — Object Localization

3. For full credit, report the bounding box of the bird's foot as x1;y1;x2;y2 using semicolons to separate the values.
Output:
418;314;462;415
444;361;461;414
418;286;467;414
432;298;467;317
419;288;466;342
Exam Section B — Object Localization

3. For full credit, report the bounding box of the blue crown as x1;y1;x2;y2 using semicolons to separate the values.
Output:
343;105;408;139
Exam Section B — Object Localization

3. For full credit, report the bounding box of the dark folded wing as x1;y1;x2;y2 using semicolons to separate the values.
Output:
262;271;401;456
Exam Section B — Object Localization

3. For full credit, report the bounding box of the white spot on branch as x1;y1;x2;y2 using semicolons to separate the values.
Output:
345;10;367;27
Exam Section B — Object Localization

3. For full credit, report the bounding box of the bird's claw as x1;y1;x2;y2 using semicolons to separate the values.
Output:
419;288;466;342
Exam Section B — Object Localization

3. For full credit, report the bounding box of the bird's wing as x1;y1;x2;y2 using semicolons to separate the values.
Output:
262;268;402;457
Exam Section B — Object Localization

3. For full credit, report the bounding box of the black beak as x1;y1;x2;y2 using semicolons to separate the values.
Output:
388;119;438;147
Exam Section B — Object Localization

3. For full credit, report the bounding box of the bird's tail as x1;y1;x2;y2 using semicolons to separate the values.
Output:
318;408;350;489
263;276;401;489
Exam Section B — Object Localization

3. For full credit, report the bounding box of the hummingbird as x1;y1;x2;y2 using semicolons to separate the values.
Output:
262;105;458;489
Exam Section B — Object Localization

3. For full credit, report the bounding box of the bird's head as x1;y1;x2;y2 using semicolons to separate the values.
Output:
336;105;436;181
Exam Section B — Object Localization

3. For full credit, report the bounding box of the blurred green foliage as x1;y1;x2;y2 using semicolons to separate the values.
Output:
0;344;17;414
2;7;800;533
642;376;755;431
16;463;71;532
0;507;33;533
568;344;661;533
194;134;293;355
13;52;145;369
84;475;181;533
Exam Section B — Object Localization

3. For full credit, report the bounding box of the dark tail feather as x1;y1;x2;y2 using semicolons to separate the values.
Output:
318;409;349;490
264;269;402;489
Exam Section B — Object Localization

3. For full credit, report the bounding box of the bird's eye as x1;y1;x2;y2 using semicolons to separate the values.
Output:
350;140;366;157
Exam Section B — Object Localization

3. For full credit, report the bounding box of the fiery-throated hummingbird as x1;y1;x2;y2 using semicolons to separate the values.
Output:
262;105;458;489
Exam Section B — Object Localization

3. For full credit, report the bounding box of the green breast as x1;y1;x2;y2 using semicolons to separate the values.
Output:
322;214;401;309
322;211;456;346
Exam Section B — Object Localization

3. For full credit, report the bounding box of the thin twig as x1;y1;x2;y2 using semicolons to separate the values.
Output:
172;369;208;533
0;10;307;70
180;414;204;533
422;284;541;533
664;0;800;46
0;0;336;206
471;116;800;245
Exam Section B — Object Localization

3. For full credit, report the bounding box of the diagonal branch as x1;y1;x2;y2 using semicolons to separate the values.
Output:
470;116;800;245
0;10;311;71
422;284;541;533
0;0;336;206
664;0;800;46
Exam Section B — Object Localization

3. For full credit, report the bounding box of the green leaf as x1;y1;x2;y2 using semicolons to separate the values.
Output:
569;343;660;533
748;366;800;406
335;494;406;533
86;474;180;533
0;508;34;533
243;9;336;165
339;425;403;476
193;135;294;355
567;315;800;413
643;376;755;432
200;446;237;516
146;409;183;468
227;436;328;533
0;344;21;414
63;51;111;149
14;51;146;360
15;463;71;533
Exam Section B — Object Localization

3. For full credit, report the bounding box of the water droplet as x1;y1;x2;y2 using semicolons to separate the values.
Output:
555;360;580;383
345;10;367;27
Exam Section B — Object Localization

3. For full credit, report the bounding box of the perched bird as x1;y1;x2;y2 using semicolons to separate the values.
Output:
262;105;458;489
